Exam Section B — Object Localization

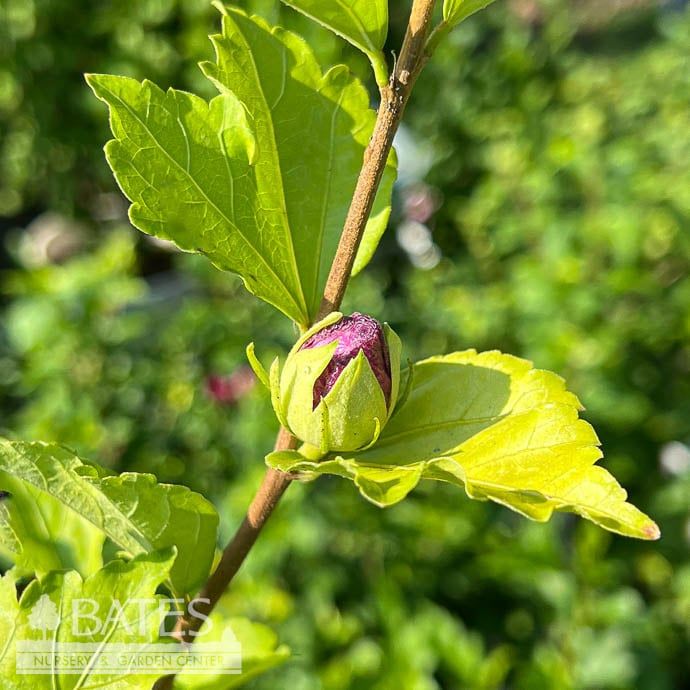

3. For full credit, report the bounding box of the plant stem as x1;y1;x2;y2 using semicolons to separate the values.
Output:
318;0;438;319
176;429;296;643
155;1;438;685
191;0;437;637
153;435;296;689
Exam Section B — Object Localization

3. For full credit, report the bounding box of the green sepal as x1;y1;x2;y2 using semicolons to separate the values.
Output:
269;312;343;430
315;350;387;451
246;342;270;389
383;322;402;421
317;396;331;455
359;417;382;451
392;359;415;419
280;340;339;446
269;356;287;428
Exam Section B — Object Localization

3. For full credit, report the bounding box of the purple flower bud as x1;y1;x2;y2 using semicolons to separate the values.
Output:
276;312;402;451
300;312;392;409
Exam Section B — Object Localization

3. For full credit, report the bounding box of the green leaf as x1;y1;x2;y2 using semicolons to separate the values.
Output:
86;73;306;324
0;569;19;687
0;475;105;578
280;0;389;85
0;440;219;595
202;9;395;320
174;614;289;690
88;9;396;327
443;0;498;27
267;350;659;540
0;550;176;689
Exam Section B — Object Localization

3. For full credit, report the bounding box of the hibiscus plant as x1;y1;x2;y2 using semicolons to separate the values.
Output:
0;1;659;689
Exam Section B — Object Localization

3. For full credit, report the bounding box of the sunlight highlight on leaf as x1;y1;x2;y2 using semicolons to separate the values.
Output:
88;9;396;326
0;440;219;595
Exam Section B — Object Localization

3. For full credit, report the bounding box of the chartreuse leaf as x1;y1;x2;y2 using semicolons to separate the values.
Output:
0;554;287;690
267;351;659;540
86;73;307;324
88;8;396;327
443;0;498;27
0;440;219;596
0;550;175;689
0;569;19;689
280;0;389;86
202;8;396;321
0;475;105;578
174;613;290;690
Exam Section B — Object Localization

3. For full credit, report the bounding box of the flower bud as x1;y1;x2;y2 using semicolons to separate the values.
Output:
271;312;402;452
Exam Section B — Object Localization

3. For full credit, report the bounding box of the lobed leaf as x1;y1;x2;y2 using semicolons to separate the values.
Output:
0;440;219;596
267;350;659;540
0;550;176;689
86;73;307;323
89;9;396;327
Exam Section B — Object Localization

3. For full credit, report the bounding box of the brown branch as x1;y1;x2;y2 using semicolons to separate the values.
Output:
153;432;296;690
154;2;438;686
177;431;295;641
318;0;438;319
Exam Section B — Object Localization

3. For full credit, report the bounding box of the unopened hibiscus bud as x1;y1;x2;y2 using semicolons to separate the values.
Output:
303;313;393;408
271;312;402;452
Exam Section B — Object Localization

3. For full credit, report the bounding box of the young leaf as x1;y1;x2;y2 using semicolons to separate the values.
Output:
88;9;396;327
0;440;219;596
267;350;659;540
0;550;176;689
280;0;389;85
0;474;105;578
443;0;498;27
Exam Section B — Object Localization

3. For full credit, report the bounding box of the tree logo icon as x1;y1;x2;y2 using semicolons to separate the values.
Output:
28;594;60;641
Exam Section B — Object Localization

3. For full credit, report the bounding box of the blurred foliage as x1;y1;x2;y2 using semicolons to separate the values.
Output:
1;0;690;688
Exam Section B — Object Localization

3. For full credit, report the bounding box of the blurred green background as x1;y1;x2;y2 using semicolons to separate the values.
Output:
1;0;689;687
